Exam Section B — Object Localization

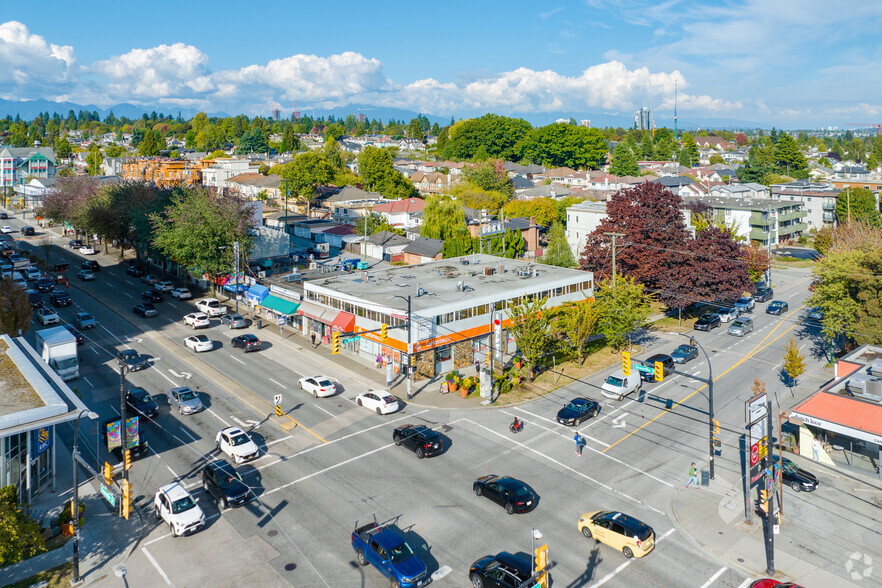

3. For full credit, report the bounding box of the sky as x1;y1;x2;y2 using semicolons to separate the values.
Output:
1;0;881;127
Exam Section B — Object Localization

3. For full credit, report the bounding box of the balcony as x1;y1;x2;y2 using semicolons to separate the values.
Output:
822;213;836;222
749;212;773;226
779;210;807;222
822;202;836;211
749;228;776;241
778;222;807;236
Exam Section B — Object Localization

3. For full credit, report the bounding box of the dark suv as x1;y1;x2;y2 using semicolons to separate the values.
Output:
202;460;254;510
49;290;72;307
126;265;147;278
754;286;773;302
141;290;163;303
81;260;100;272
640;354;675;382
694;312;721;331
469;551;535;588
392;424;444;458
118;349;150;371
34;277;54;292
126;387;159;419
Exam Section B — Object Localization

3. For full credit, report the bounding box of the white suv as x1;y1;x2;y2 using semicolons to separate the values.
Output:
154;482;205;537
196;298;227;317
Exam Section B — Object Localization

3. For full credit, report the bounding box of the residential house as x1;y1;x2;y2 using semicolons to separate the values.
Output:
227;173;282;200
363;230;410;261
0;146;56;195
120;157;201;187
694;137;733;150
468;215;542;258
410;171;450;194
372;197;426;229
809;166;835;182
320;186;387;224
537;166;576;183
401;237;444;264
710;183;770;199
515;182;575;200
504;162;544;179
200;158;255;189
320;224;357;249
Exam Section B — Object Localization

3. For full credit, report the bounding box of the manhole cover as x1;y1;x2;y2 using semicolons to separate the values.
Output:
267;530;278;537
737;558;745;563
284;563;297;571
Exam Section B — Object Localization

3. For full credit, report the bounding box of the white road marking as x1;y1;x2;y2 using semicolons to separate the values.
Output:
142;547;173;586
91;348;99;355
265;443;395;495
124;279;135;285
736;579;753;588
312;403;336;418
268;377;286;389
178;427;198;443
514;406;609;447
227;354;246;365
166;465;179;479
265;435;293;447
82;376;94;388
701;566;728;588
231;416;260;429
587;528;675;587
122;292;134;298
207;408;230;427
167;302;178;309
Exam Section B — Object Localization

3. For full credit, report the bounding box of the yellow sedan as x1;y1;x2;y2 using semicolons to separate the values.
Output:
578;510;655;558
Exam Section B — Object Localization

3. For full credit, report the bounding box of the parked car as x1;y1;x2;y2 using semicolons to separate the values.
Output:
126;265;147;278
74;312;96;329
807;307;823;321
81;260;100;272
694;312;721;331
141;290;163;303
154;280;174;292
167;387;203;415
154;482;205;537
231;333;261;352
728;317;754;337
355;390;400;414
215;427;260;464
196;298;227;317
0;212;7;219
23;266;41;280
733;297;755;313
21;226;34;236
601;370;642;401
578;510;655;558
754;286;774;302
716;307;739;323
26;289;42;308
670;344;699;364
221;313;247;329
201;460;253;510
556;397;601;426
298;375;338;397
1;226;13;233
473;475;538;514
117;349;149;371
469;552;534;588
184;312;210;329
49;290;72;307
766;300;789;315
771;455;818;492
392;424;443;458
64;326;85;345
141;274;159;285
132;303;157;318
79;245;96;255
126;387;159;419
185;334;213;353
68;239;83;249
640;354;674;383
76;269;95;281
170;287;192;300
36;307;60;325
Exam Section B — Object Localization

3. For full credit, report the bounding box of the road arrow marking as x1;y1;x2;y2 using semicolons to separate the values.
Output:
124;336;143;343
231;416;261;429
168;369;192;380
612;413;627;429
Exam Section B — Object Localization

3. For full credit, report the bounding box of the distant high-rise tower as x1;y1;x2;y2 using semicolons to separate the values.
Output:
580;119;591;128
633;107;651;130
357;113;366;123
271;106;281;121
674;79;679;140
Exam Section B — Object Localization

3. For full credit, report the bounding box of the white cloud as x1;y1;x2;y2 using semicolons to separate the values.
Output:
0;21;76;99
90;43;213;100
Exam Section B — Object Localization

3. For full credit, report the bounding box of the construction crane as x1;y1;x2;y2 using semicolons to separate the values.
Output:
648;94;656;138
847;123;881;136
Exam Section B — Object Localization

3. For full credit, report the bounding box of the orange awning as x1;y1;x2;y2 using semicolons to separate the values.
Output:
331;311;356;332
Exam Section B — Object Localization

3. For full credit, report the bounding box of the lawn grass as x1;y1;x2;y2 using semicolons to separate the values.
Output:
772;256;816;269
6;562;73;588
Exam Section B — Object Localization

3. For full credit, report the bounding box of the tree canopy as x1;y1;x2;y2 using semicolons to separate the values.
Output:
835;187;881;227
608;142;639;176
444;114;532;161
518;124;607;169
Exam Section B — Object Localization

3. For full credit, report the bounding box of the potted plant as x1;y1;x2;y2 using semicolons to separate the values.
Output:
446;371;459;393
460;377;473;397
514;356;523;369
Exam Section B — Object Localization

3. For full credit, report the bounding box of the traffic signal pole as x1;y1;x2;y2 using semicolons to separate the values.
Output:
763;401;775;575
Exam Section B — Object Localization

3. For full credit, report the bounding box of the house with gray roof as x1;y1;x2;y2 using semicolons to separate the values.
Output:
402;237;444;264
363;230;410;261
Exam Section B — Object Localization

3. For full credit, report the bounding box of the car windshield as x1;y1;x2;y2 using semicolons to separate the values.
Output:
701;313;716;320
605;375;624;387
387;541;415;564
80;314;93;320
738;298;750;304
229;314;243;321
132;394;150;405
121;350;137;360
733;320;746;327
179;390;197;401
673;345;689;355
566;401;585;411
229;433;251;446
55;357;78;369
171;496;197;514
195;336;209;342
506;483;532;498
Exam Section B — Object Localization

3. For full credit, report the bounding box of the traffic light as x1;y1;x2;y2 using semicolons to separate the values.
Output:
124;449;132;471
713;419;720;435
121;479;133;520
654;360;664;382
534;543;549;588
331;331;340;354
622;351;631;376
381;323;388;340
758;489;769;515
104;461;113;485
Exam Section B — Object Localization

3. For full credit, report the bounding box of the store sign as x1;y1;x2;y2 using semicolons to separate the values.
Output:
746;393;768;423
270;284;301;300
32;426;52;457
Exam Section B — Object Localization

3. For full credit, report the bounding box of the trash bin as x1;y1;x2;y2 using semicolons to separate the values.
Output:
701;468;710;486
256;318;262;329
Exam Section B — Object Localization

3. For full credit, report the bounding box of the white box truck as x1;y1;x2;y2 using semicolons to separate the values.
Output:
35;326;79;380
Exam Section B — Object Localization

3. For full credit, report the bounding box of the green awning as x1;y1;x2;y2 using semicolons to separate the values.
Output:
260;294;300;316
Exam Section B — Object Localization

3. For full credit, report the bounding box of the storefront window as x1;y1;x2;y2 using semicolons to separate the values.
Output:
435;346;452;363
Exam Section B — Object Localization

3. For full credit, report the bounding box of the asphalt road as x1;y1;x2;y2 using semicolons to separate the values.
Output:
6;211;879;588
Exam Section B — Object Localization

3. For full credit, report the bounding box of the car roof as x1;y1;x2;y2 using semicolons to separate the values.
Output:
128;387;149;396
158;482;190;501
170;386;192;393
221;427;245;436
491;551;532;573
205;459;238;475
597;511;651;533
646;353;672;361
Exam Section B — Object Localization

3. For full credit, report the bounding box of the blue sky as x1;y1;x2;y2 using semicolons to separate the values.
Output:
2;0;881;127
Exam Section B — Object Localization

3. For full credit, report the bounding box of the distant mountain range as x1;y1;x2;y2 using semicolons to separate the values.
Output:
0;98;767;130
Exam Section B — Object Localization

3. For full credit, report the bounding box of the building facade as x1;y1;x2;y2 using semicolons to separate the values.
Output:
1;147;57;197
683;196;807;246
770;180;841;229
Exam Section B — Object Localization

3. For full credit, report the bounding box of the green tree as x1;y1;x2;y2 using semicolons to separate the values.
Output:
354;213;404;237
406;118;423;139
420;195;466;240
502;198;558;226
280;125;300;153
278;152;335;204
0;485;46;566
85;144;103;176
237;127;268;153
357;146;415;198
608;142;639;176
104;145;126;158
593;276;651;350
54;137;72;159
518;124;607;169
444;114;532;161
835;187;881;226
506;295;555;377
461;159;513;195
782;337;806;389
678;134;699;167
708;153;725;165
138;130;162;156
541;222;575;268
553;298;599;365
448;184;509;214
773;134;808;177
0;278;32;336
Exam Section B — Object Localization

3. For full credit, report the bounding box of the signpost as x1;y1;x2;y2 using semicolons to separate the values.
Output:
100;484;117;507
274;394;282;417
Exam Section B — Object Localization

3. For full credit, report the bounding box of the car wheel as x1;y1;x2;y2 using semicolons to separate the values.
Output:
179;407;184;415
581;526;593;539
155;506;161;520
470;574;484;588
356;549;368;566
170;522;178;537
393;435;402;446
791;481;802;492
312;391;317;398
415;447;425;459
474;485;483;497
222;497;229;510
593;408;600;418
298;382;303;389
622;546;634;558
356;398;362;406
618;394;624;401
376;407;383;415
505;502;514;515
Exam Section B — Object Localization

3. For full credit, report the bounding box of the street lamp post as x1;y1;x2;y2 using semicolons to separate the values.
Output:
72;409;98;584
531;528;542;571
233;240;240;314
118;361;129;484
391;295;413;399
682;334;715;480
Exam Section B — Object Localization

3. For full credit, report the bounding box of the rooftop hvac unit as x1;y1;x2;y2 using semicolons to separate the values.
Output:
484;266;494;276
516;268;531;277
497;264;505;274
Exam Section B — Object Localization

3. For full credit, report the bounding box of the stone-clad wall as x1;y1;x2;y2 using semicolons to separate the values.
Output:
414;350;435;381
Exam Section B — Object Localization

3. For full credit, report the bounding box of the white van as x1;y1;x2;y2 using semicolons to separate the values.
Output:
601;370;642;401
196;298;227;317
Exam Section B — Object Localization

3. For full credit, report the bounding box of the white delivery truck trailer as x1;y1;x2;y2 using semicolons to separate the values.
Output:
35;326;79;380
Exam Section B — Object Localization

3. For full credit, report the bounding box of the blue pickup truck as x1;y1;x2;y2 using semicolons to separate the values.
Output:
351;514;429;588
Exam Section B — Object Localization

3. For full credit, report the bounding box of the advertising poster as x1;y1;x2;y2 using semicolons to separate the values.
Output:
106;417;140;451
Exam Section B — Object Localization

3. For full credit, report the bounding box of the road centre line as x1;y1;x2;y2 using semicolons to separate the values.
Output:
265;443;395;495
141;547;173;586
512;406;609;447
312;403;336;418
227;354;246;365
206;408;230;428
268;377;286;389
463;419;665;514
502;413;671;488
82;376;94;388
587;528;675;587
257;410;429;470
701;566;729;588
265;435;293;447
603;306;806;454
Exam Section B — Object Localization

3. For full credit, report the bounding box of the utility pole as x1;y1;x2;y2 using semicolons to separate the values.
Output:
763;401;775;575
233;240;240;314
405;294;412;400
119;362;128;485
605;232;625;287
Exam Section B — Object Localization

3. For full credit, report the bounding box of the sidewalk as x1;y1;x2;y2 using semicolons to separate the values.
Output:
0;439;148;588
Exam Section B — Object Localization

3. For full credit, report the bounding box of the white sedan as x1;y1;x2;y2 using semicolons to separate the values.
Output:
0;226;12;234
79;245;96;255
298;375;338;398
216;427;260;463
184;312;210;329
716;307;739;323
184;334;213;352
355;390;400;415
154;280;175;292
170;288;192;300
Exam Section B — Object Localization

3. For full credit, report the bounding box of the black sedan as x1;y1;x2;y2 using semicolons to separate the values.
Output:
556;397;600;426
64;326;85;345
766;300;789;315
694;312;721;331
392;424;443;458
670;344;699;364
68;239;83;248
34;277;54;292
772;455;818;492
81;260;100;272
125;265;147;278
202;460;253;510
118;349;150;371
473;475;538;514
231;334;261;352
141;290;163;303
126;387;159;418
132;303;157;318
21;227;34;236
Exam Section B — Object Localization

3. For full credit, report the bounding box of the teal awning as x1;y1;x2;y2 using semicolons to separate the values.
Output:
260;294;300;316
